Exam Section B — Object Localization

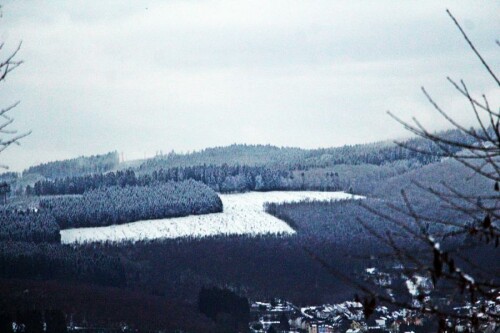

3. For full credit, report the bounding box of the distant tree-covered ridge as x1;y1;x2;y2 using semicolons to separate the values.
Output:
142;144;306;170
28;157;447;197
29;161;419;196
139;129;473;171
22;151;119;179
40;179;223;229
26;160;424;196
29;169;140;195
29;165;336;195
24;129;475;196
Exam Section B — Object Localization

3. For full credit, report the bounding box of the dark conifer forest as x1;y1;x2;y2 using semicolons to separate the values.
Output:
40;180;223;228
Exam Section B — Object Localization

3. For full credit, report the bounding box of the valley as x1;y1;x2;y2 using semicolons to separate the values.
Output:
0;137;498;332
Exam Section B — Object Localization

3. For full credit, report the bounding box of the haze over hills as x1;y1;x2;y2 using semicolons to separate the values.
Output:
10;128;471;178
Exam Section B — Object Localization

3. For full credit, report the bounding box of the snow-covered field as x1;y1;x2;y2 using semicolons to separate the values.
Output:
61;191;359;244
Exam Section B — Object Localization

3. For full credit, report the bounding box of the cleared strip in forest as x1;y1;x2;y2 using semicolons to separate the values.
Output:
61;191;359;244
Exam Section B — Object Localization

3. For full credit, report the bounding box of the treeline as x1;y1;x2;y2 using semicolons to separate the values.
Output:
0;209;60;243
29;165;342;196
25;129;476;197
141;144;306;170
28;169;140;195
40;180;223;229
17;130;473;180
145;165;342;193
300;134;460;168
148;165;299;193
0;241;125;286
139;129;474;171
23;151;119;179
20;129;476;196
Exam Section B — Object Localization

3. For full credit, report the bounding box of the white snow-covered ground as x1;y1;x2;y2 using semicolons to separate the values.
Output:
61;191;359;244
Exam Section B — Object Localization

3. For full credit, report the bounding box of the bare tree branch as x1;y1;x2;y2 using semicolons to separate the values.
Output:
0;41;30;169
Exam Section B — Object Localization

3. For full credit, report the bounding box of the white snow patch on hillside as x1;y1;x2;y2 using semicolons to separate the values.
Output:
61;191;360;244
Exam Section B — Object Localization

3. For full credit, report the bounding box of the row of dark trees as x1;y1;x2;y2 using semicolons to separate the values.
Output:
28;164;343;196
27;169;138;196
40;179;223;229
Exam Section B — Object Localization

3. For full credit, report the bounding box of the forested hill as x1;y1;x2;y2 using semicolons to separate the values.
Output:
40;179;223;229
138;129;473;172
14;128;479;197
22;151;119;179
140;144;307;171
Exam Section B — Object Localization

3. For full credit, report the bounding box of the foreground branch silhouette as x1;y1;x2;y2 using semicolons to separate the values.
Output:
363;10;499;332
0;21;30;169
309;10;499;333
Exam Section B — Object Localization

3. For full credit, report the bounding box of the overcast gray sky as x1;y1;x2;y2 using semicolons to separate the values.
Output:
0;1;498;171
